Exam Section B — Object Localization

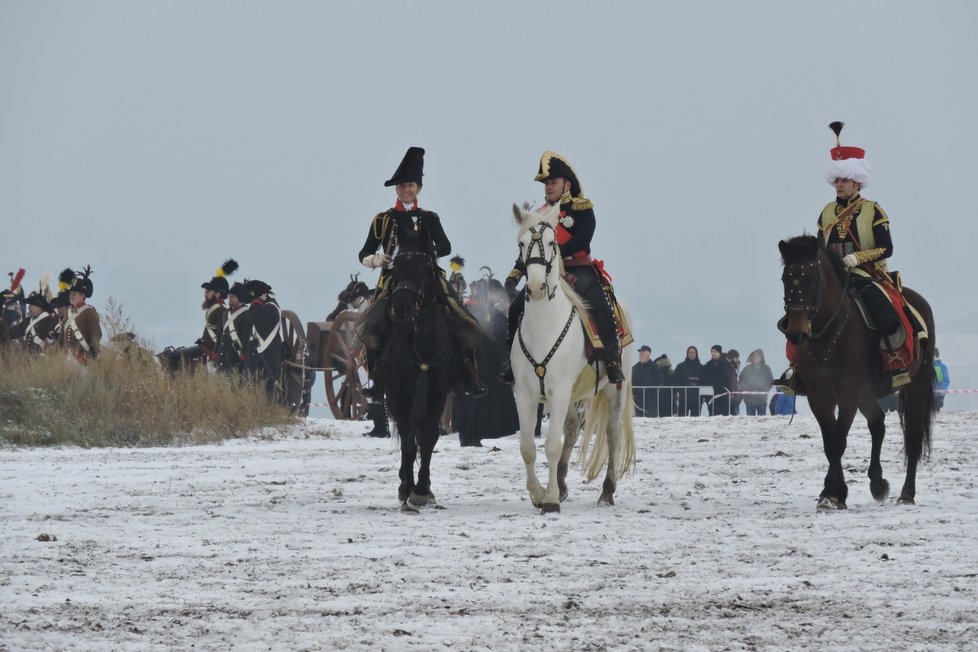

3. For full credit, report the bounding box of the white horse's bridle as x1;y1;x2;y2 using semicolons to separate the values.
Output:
519;222;559;301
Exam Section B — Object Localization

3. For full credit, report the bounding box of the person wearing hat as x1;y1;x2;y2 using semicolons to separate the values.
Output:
2;268;26;330
498;151;626;385
356;146;487;400
448;255;467;299
327;275;371;321
217;281;253;374
59;266;101;362
9;290;57;353
199;259;237;364
245;279;284;396
46;269;75;348
631;345;663;417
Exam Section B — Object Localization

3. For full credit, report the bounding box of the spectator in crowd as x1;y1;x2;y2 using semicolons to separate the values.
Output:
653;353;674;417
770;370;797;415
674;345;703;417
933;348;949;413
739;349;774;416
726;349;742;415
632;345;662;417
702;344;736;416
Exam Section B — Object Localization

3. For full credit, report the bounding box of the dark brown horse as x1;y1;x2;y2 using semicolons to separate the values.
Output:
778;235;935;510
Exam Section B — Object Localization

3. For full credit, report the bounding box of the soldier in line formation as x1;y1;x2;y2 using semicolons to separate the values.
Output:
1;266;102;363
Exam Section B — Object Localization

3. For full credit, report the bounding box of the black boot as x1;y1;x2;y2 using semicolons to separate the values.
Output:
462;350;488;398
365;400;390;438
498;358;515;385
361;349;384;401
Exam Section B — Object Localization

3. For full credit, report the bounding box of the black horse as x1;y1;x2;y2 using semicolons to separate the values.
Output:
779;235;935;510
384;226;456;512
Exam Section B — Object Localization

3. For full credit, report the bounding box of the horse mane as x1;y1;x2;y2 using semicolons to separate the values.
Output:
780;234;848;283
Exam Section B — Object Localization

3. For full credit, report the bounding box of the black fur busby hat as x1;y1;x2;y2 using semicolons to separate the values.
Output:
228;281;252;303
337;274;370;304
70;266;94;298
384;146;425;187
534;151;583;198
50;290;71;309
25;291;53;313
202;259;238;295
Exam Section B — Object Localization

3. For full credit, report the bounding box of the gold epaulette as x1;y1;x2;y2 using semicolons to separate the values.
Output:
872;202;890;227
855;247;887;265
570;196;593;210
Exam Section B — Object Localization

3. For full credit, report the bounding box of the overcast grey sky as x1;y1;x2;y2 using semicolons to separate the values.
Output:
3;1;977;383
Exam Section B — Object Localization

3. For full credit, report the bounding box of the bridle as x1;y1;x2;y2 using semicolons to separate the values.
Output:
782;257;851;342
391;249;434;317
519;221;559;300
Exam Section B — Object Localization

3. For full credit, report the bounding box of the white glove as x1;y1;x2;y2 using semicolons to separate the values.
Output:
361;253;391;269
841;253;859;269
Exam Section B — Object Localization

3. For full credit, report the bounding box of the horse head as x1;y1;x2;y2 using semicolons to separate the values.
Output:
779;235;827;344
390;224;437;324
512;203;561;301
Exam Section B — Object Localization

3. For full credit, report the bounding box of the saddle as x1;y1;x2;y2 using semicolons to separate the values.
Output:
850;272;928;381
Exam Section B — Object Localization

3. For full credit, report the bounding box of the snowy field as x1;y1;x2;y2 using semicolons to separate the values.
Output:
2;412;976;651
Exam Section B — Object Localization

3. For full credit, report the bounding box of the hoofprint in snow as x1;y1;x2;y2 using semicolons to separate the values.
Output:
2;414;976;651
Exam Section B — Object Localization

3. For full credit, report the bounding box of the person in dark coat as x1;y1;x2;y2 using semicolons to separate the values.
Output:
653;354;674;417
739;349;774;416
245;280;283;398
452;277;519;446
631;345;663;417
726;349;742;415
217;282;253;375
673;345;704;417
701;344;736;416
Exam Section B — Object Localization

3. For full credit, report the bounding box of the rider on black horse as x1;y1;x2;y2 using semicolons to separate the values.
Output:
777;122;911;392
498;150;625;385
357;146;487;400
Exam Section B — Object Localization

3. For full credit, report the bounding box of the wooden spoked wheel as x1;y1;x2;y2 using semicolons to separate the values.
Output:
279;310;308;415
323;310;368;420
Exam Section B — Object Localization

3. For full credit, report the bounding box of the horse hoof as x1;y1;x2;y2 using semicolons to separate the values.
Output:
400;502;419;514
559;490;569;503
597;494;615;507
870;479;890;502
408;492;435;508
541;503;561;514
897;495;916;505
816;497;847;512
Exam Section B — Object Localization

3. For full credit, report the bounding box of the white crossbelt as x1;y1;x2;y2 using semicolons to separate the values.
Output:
65;304;92;351
204;304;222;343
25;313;50;347
252;303;282;354
224;307;246;352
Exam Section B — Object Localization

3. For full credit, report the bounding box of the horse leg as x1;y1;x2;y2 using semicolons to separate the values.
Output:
558;403;582;503
858;398;890;502
598;385;625;506
541;393;572;512
517;396;546;508
896;371;934;505
398;428;417;509
407;413;439;509
810;398;855;510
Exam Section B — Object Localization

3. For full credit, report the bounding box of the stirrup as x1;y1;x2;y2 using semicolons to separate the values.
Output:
465;380;488;398
606;362;625;384
889;369;911;388
362;383;383;400
498;360;515;385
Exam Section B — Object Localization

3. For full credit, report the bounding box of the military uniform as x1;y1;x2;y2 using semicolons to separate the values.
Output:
59;267;101;362
356;146;486;398
245;280;284;397
217;282;253;374
10;292;57;352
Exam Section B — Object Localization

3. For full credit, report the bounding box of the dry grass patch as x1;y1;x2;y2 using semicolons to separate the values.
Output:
0;346;293;447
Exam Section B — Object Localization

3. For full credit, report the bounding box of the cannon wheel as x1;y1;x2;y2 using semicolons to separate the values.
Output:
324;310;368;420
280;310;308;415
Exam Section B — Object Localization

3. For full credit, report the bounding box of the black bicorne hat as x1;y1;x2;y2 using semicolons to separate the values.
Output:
228;281;252;302
25;291;53;312
202;259;239;295
244;279;272;297
534;151;583;198
70;265;94;298
384;147;425;187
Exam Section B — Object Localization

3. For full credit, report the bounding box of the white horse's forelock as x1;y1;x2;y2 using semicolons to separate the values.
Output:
514;203;559;238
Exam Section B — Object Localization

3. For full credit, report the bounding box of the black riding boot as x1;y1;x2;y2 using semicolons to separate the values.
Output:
498;290;524;385
462;350;488;398
365;399;390;438
593;298;624;384
361;349;384;401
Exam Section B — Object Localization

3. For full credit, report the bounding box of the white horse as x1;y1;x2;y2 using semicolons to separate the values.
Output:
510;203;635;513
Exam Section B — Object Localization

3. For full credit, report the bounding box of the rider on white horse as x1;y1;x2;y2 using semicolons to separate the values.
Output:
499;151;625;385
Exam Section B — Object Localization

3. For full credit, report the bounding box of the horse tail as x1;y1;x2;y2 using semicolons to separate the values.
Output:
578;380;637;482
898;299;935;462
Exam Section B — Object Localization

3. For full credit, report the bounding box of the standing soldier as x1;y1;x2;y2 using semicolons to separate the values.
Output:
2;268;26;330
217;281;253;374
59;266;101;362
498;151;625;384
356;146;487;400
10;291;57;352
199;259;237;365
448;255;467;298
47;269;76;348
245;279;283;397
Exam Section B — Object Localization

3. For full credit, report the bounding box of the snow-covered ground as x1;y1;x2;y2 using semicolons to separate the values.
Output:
2;412;976;651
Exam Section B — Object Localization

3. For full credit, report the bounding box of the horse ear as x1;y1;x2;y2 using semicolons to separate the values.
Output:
512;203;524;226
778;240;788;257
807;236;820;257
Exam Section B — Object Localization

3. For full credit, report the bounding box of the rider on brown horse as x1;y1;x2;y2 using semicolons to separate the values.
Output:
778;122;912;392
357;146;487;400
